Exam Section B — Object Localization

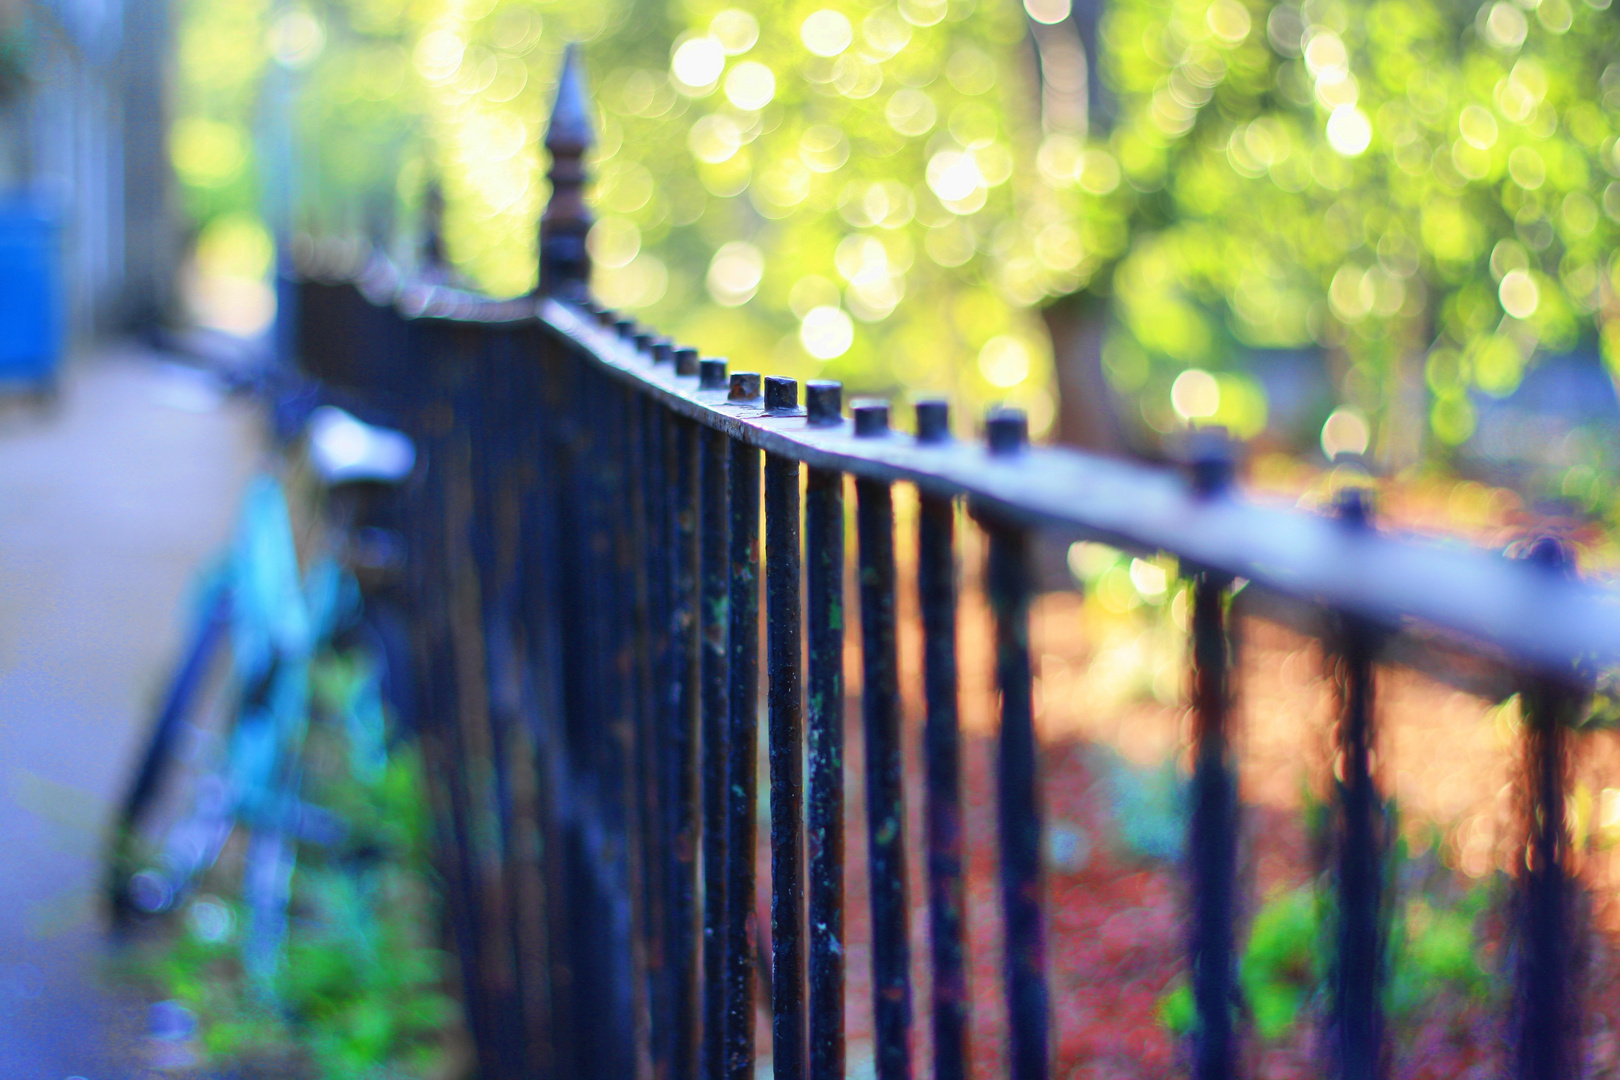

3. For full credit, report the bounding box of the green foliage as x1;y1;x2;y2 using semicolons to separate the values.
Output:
173;0;1064;429
1240;886;1320;1039
177;0;1620;465
1157;866;1495;1042
132;675;454;1078
1387;891;1492;1015
1092;0;1620;456
1157;980;1196;1035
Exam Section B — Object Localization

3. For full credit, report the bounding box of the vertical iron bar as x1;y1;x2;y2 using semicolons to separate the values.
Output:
1513;537;1583;1080
601;372;641;1080
1328;488;1385;1080
671;416;703;1080
725;435;762;1080
640;395;673;1080
982;408;1048;1080
405;320;498;1080
853;401;912;1080
767;442;806;1080
1185;428;1237;1080
700;427;731;1080
519;322;568;1080
1185;573;1231;1080
919;488;969;1080
1188;569;1237;1080
804;466;846;1080
804;378;846;1080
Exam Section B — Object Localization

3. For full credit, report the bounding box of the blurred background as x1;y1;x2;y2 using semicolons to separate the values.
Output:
174;0;1620;499
4;0;1617;494
5;0;1620;1075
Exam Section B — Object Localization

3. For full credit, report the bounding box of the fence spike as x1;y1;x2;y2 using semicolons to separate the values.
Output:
852;400;890;437
421;179;447;277
538;42;595;299
764;376;799;414
985;407;1027;455
699;358;728;391
805;382;842;427
915;400;950;444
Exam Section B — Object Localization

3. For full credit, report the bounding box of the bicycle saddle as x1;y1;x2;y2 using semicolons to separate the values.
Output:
306;405;416;486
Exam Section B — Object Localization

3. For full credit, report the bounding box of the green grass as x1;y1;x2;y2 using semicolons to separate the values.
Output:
126;651;459;1078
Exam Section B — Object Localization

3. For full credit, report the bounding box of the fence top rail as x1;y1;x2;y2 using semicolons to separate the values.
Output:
344;272;1620;677
525;298;1620;676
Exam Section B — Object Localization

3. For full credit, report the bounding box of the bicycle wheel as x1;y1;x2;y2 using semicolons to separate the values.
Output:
105;583;239;923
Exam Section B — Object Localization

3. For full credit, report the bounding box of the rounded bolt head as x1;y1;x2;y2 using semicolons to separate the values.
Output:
1526;535;1573;575
675;346;699;376
698;357;728;390
764;375;798;412
1184;425;1235;496
615;318;636;339
1333;484;1374;529
633;331;655;354
805;381;843;427
985;407;1028;455
651;338;673;363
729;372;762;401
852;399;890;437
915;399;951;444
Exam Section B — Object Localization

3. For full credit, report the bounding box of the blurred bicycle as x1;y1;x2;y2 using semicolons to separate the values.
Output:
104;400;417;988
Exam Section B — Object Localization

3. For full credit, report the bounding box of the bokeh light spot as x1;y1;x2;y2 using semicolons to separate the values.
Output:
800;125;850;172
672;36;726;90
1498;269;1539;318
1483;1;1528;48
707;242;765;306
1458;105;1498;150
1024;0;1073;25
979;335;1032;388
724;61;775;110
1507;146;1545;189
689;114;743;164
587;217;642;269
1170;368;1219;421
1326;106;1372;156
886;88;937;136
801;10;854;57
269;7;325;69
710;9;760;54
945;48;996;95
1206;0;1252;43
1320;406;1370;459
800;306;855;359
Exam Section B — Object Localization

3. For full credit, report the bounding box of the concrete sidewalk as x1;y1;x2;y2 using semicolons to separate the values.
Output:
0;349;260;1077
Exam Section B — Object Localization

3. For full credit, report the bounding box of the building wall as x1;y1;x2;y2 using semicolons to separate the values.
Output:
8;0;173;347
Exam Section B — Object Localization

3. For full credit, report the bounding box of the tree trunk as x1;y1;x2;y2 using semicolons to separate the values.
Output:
1043;291;1124;454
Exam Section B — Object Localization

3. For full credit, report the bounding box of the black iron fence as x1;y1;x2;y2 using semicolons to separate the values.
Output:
294;48;1620;1080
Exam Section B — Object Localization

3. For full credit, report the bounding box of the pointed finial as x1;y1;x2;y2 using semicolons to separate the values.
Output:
421;180;447;280
547;44;595;156
538;44;595;299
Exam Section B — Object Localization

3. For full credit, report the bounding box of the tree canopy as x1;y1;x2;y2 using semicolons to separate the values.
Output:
171;0;1620;484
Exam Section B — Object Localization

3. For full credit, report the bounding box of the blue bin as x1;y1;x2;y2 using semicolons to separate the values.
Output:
0;204;59;388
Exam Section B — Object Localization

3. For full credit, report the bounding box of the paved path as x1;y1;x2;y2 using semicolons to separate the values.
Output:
0;350;260;1078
